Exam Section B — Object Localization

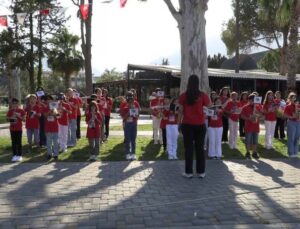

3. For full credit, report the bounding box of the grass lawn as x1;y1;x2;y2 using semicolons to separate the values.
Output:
109;124;153;131
0;135;292;163
0;107;8;124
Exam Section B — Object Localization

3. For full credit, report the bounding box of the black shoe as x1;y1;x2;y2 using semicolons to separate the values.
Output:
246;152;251;159
252;152;260;159
53;156;58;161
47;155;52;161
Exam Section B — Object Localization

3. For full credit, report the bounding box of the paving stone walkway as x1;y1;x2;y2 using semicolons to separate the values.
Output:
0;159;300;228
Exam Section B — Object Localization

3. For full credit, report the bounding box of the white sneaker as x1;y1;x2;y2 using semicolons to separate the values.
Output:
196;173;205;178
126;154;131;160
11;155;17;162
182;173;193;178
17;156;23;162
131;154;136;160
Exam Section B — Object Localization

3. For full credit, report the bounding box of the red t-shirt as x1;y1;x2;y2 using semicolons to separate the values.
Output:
44;107;59;133
284;103;300;121
165;110;178;125
240;100;248;107
58;102;71;126
178;92;210;125
263;101;277;121
150;98;164;117
68;98;79;119
120;102;139;123
76;97;83;116
160;110;168;128
224;100;241;122
208;109;223;128
104;97;113;117
86;111;103;138
241;104;260;133
7;108;26;131
25;104;40;129
220;95;229;104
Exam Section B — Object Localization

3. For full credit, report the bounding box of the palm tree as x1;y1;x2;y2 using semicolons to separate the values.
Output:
259;0;300;91
47;29;84;89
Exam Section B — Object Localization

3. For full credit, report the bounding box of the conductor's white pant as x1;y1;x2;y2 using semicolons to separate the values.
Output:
152;116;162;143
58;124;68;151
208;127;223;158
166;124;179;158
265;120;276;149
229;119;239;149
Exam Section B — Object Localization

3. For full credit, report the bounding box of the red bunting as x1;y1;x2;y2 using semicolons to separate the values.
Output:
40;9;50;15
80;4;89;20
120;0;127;8
0;16;8;27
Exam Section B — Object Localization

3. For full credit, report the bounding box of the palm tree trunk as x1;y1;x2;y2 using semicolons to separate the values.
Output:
279;28;288;76
64;72;71;90
287;1;299;91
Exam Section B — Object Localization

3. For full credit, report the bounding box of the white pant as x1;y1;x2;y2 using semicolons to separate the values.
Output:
59;124;68;151
152;116;162;142
166;124;179;158
229;119;239;149
208;127;223;158
265;120;276;148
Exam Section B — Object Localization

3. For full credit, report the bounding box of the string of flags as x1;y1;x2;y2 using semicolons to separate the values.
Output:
0;0;128;27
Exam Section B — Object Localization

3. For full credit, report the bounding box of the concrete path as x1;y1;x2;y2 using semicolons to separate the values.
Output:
0;159;299;228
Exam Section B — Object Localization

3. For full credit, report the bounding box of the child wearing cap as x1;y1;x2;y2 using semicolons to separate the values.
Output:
25;94;41;152
120;91;139;160
7;98;26;162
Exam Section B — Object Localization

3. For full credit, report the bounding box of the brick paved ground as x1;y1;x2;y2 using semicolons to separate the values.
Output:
0;159;300;228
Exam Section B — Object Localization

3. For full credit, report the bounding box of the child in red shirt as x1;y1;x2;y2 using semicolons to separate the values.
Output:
165;98;179;160
57;93;71;153
120;92;139;160
86;101;103;162
7;98;26;162
239;91;249;137
224;91;242;149
208;97;223;159
262;90;277;149
241;94;262;159
44;95;60;161
25;94;41;151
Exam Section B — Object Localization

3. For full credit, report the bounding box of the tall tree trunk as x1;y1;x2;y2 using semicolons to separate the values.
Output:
29;12;35;92
7;57;21;101
164;0;209;93
279;27;289;76
84;0;93;95
235;0;240;73
37;12;43;88
64;72;71;90
287;2;299;91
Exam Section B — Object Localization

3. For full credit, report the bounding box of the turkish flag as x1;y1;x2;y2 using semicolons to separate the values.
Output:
40;9;50;15
120;0;127;8
0;16;8;27
80;4;89;20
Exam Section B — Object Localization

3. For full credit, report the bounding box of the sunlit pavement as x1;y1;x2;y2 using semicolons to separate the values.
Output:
0;159;299;228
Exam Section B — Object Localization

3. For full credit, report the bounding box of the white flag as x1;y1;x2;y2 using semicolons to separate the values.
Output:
16;13;26;25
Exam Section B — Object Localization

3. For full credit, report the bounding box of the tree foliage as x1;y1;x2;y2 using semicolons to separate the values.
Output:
97;68;123;83
47;29;84;89
207;53;227;68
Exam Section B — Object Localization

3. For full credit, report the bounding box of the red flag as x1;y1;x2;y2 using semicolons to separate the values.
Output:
80;4;89;20
40;9;50;15
120;0;127;8
0;16;8;27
